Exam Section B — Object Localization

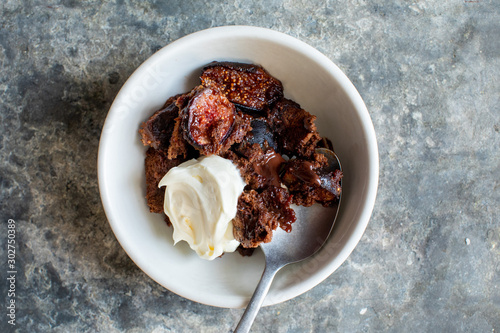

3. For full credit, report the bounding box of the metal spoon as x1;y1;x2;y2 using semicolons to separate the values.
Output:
234;149;342;333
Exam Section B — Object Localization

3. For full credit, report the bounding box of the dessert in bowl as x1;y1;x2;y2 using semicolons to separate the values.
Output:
140;60;343;260
98;26;379;308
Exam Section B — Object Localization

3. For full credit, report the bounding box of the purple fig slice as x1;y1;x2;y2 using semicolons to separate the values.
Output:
201;62;283;112
181;86;235;155
139;95;181;152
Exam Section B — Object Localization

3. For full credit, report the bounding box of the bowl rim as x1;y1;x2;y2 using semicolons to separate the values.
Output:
98;25;379;308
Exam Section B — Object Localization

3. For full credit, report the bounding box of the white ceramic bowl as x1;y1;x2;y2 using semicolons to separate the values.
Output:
98;26;378;308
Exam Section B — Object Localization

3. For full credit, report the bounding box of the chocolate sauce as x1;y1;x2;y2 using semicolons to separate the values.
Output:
289;161;321;186
252;149;285;187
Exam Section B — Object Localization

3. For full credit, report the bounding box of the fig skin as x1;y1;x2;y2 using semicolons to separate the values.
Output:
246;118;278;151
201;61;283;112
180;86;236;155
140;61;343;254
139;94;181;152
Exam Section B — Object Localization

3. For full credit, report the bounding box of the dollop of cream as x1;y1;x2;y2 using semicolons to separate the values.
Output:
158;155;245;260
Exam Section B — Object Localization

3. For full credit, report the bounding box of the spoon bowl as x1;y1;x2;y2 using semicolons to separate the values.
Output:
235;150;342;332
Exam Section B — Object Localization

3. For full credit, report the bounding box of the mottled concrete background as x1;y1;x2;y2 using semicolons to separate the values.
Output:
0;0;499;332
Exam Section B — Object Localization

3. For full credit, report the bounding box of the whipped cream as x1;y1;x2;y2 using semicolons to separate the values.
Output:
158;155;245;260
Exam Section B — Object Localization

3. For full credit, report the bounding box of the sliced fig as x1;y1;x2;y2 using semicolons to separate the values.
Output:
139;94;181;152
246;118;278;150
180;86;235;155
201;62;283;112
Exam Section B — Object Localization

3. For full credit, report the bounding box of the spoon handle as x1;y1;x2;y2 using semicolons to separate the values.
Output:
234;263;281;333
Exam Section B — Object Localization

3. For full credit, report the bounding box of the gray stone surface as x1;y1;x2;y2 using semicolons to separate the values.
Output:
0;0;499;332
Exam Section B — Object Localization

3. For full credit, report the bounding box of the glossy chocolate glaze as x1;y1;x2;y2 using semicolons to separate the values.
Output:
252;149;285;188
287;160;321;186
